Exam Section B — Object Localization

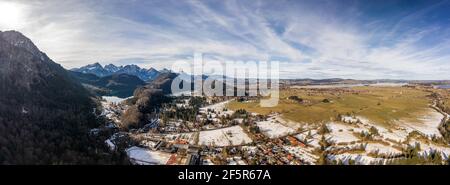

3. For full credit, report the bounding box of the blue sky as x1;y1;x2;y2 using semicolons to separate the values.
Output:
0;0;449;79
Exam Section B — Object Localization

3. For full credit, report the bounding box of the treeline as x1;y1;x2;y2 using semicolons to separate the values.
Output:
386;144;447;165
119;72;185;130
0;76;128;164
439;120;450;143
120;88;169;130
0;30;129;164
160;97;207;123
429;92;450;144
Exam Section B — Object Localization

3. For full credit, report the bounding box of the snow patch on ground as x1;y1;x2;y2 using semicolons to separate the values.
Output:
397;109;444;138
341;116;359;123
410;140;450;160
200;100;233;115
295;130;321;148
105;139;116;151
355;108;444;143
328;153;385;165
257;116;296;138
326;122;361;144
126;146;172;165
357;117;409;143
283;146;318;164
365;143;402;155
102;96;129;104
199;126;252;146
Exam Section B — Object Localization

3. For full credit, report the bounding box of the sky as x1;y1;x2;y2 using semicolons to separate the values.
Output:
0;0;449;80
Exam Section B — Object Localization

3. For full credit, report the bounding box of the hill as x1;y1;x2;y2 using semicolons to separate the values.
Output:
70;71;146;98
0;30;125;164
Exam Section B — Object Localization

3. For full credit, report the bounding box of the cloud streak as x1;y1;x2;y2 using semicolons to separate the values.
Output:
1;0;449;79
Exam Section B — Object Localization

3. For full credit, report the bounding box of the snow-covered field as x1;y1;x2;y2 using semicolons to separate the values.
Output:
283;146;318;164
328;153;385;165
323;108;450;164
295;130;322;148
356;116;410;143
397;109;444;138
326;122;362;144
199;100;235;124
354;108;444;143
200;100;233;114
257;116;296;138
236;104;449;165
365;143;402;155
199;126;252;146
409;140;450;160
126;146;172;165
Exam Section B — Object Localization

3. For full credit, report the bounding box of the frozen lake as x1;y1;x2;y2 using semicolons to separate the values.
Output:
435;85;450;89
292;83;407;89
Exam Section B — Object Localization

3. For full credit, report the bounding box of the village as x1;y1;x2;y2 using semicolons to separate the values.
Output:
99;95;317;165
98;84;450;165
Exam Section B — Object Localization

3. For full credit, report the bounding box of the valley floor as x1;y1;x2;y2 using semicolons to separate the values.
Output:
98;85;450;165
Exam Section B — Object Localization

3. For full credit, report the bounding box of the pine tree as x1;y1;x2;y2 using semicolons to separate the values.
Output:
316;151;329;165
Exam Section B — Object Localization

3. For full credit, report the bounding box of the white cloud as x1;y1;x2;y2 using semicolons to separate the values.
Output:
0;0;448;79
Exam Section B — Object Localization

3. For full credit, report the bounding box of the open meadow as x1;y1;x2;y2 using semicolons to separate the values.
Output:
228;86;434;127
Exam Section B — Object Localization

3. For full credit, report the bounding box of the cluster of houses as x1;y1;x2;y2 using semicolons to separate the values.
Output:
102;95;320;165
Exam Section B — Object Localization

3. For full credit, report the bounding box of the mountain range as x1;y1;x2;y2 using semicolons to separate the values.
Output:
71;63;165;81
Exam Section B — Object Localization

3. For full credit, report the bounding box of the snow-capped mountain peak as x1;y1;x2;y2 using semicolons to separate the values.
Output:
104;64;122;73
71;63;162;81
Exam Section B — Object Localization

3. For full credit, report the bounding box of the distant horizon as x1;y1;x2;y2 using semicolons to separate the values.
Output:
69;61;450;82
